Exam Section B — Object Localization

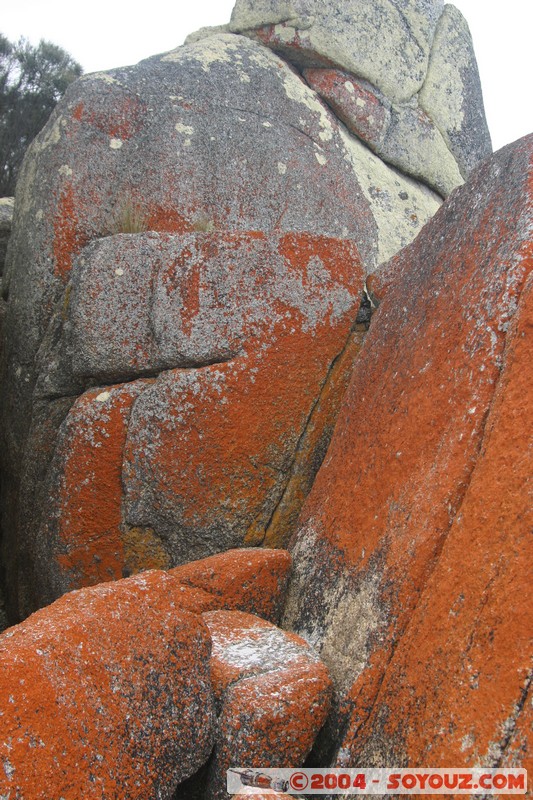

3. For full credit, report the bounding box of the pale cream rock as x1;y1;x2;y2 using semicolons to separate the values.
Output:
230;0;444;103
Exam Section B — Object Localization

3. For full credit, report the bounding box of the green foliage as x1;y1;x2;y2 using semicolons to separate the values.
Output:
0;33;82;195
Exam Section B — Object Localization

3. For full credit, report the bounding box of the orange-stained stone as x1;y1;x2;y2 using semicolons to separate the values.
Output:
201;610;333;800
170;548;291;623
304;68;389;148
122;232;363;572
40;381;152;601
283;135;533;760
0;570;215;799
341;271;533;769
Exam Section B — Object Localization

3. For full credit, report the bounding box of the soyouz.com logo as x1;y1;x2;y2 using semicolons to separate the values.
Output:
227;768;527;794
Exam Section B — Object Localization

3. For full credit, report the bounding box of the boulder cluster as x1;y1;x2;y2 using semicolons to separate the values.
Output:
0;0;530;798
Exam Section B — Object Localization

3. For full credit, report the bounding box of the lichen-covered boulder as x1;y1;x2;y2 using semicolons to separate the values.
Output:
419;4;492;177
10;229;364;614
1;30;441;619
229;0;491;192
200;610;333;800
342;270;533;770
283;135;533;761
0;571;215;799
230;0;444;103
304;68;463;196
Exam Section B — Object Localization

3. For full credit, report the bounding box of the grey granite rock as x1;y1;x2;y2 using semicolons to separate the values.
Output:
419;4;492;177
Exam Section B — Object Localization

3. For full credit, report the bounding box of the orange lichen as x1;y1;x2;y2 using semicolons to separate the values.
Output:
53;183;87;280
342;272;533;769
55;382;151;589
170;549;291;624
0;573;214;799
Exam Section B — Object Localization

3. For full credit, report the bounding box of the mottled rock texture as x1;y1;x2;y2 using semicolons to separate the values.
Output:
0;571;215;799
230;0;444;103
201;610;333;800
304;69;463;197
6;229;364;616
170;548;292;624
0;31;442;620
344;271;533;770
283;135;533;763
229;0;491;193
419;4;492;177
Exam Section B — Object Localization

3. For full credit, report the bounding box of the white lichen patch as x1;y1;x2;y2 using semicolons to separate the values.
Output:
210;624;315;674
419;5;471;135
277;162;287;175
33;114;64;153
164;35;237;72
95;391;111;403
114;268;124;277
339;127;441;266
344;81;355;94
83;72;120;86
316;573;387;691
282;70;335;143
175;123;195;135
109;138;123;150
58;165;73;177
315;152;328;166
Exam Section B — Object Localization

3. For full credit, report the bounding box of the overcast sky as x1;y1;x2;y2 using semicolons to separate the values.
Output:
2;0;531;151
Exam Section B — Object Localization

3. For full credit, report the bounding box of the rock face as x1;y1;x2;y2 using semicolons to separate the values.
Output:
230;0;444;103
230;0;491;192
283;135;533;763
6;228;364;615
201;610;333;800
419;4;492;177
0;27;445;619
304;68;463;197
0;197;13;277
345;271;533;769
0;571;215;799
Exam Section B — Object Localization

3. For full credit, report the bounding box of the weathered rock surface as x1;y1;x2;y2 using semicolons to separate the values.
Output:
230;0;444;104
1;31;442;619
0;197;13;277
304;68;463;196
11;230;363;614
343;270;533;769
0;571;215;799
283;135;533;761
170;548;292;623
419;4;492;177
229;1;491;192
201;610;333;800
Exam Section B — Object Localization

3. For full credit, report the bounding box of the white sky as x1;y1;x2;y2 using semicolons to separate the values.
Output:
1;0;531;151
